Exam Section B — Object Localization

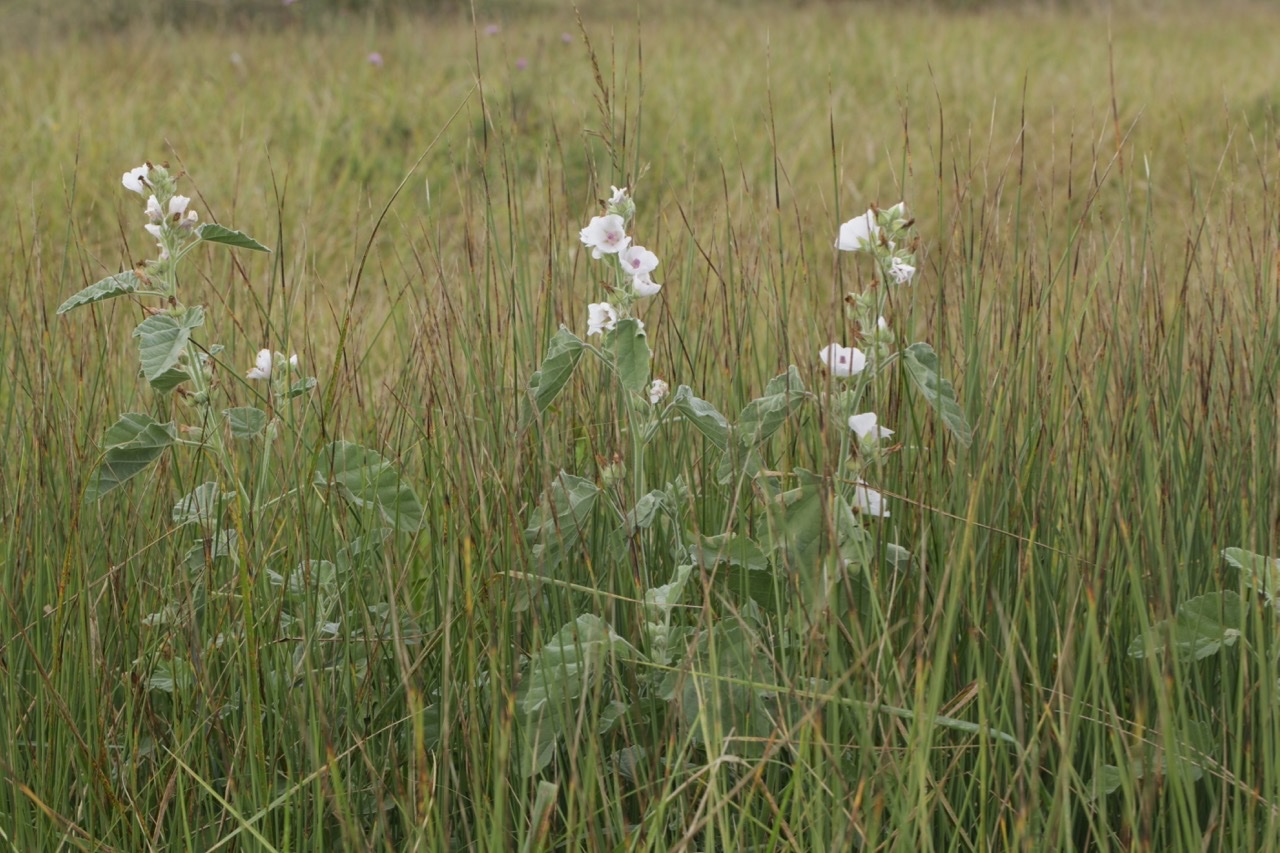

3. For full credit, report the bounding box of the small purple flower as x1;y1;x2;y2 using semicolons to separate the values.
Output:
561;31;572;44
484;24;500;36
282;0;298;5
515;58;528;71
367;52;384;67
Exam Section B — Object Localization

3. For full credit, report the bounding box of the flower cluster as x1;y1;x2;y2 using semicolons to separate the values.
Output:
123;162;199;275
578;186;662;321
578;186;668;403
835;202;915;280
817;202;919;520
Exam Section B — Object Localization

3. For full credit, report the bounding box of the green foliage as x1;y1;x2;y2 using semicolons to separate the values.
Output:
523;472;600;572
670;384;730;450
55;270;143;314
222;405;269;439
85;412;177;501
315;440;425;532
611;317;651;395
133;306;205;383
195;223;271;252
901;341;974;448
1128;591;1246;661
525;326;586;420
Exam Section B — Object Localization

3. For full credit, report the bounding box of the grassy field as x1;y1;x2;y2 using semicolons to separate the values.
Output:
4;1;1280;849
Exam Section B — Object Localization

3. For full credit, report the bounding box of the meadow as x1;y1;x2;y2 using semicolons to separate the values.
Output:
3;1;1280;849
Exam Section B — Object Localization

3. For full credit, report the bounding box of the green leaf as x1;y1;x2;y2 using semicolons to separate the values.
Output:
690;533;770;573
517;614;639;776
668;622;775;759
1223;547;1280;603
183;528;239;570
315;440;424;532
612;318;651;395
132;307;205;382
525;327;586;421
1128;591;1245;661
518;614;639;716
337;528;393;570
1091;720;1213;800
85;413;177;502
223;406;269;439
172;482;229;529
691;534;777;612
644;564;694;622
147;659;195;694
268;559;341;598
625;490;670;533
764;468;830;570
196;223;270;252
715;445;767;487
287;376;318;399
148;366;191;394
56;271;143;315
734;366;808;448
902;342;973;448
523;472;600;573
670;385;730;450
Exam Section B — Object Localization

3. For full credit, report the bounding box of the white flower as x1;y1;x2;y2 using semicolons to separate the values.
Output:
145;195;164;223
144;223;163;240
648;379;669;405
245;349;297;380
608;186;628;205
818;343;866;378
579;214;630;259
122;164;150;195
884;202;908;222
631;271;662;297
835;209;880;252
587;302;618;336
246;348;274;380
848;412;894;441
169;195;191;218
889;257;915;284
852;482;890;518
619;245;659;278
181;210;199;230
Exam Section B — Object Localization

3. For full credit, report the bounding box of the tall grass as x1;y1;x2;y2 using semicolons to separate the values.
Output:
3;2;1280;849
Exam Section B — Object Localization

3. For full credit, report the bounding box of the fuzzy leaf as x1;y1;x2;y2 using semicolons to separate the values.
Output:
902;342;973;448
315;440;424;532
526;326;587;420
56;271;143;315
132;307;205;383
172;482;228;529
85;413;177;502
670;385;730;450
735;365;808;448
612;318;651;395
1223;547;1280;603
196;223;270;252
148;366;192;395
1128;591;1245;661
524;472;600;573
223;406;268;439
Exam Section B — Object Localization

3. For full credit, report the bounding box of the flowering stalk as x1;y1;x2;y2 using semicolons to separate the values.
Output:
822;202;919;519
579;186;666;581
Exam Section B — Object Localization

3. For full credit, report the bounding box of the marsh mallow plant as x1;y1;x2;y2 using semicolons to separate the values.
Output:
506;190;986;778
58;162;424;701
